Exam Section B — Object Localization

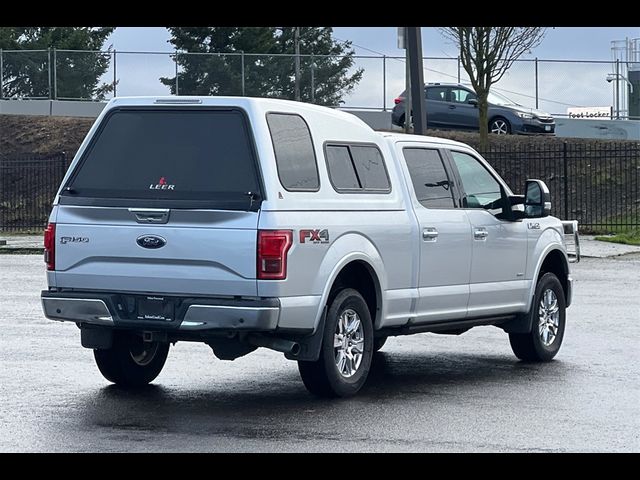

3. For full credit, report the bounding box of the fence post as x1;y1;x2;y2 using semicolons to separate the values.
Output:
47;48;52;100
615;59;620;119
457;56;461;83
563;141;569;220
113;50;117;98
0;49;4;99
535;57;539;109
310;55;315;104
175;50;179;96
241;51;245;96
52;48;57;100
382;55;386;111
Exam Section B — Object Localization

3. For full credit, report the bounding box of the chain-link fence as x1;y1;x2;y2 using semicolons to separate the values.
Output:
0;49;637;119
0;153;69;231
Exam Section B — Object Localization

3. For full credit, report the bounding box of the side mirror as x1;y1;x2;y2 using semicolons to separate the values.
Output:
467;98;478;107
524;179;551;218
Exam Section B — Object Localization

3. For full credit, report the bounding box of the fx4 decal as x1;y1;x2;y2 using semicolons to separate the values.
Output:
300;229;330;244
527;222;541;230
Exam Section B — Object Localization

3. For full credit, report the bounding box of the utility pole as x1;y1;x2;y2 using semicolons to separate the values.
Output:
294;27;301;102
407;27;426;135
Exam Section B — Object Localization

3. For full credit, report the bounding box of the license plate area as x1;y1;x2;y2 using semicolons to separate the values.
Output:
136;296;174;322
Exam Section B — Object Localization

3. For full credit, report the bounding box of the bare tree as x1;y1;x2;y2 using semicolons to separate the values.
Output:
440;27;546;147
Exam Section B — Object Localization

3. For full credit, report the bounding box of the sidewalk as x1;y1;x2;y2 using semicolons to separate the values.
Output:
1;233;639;258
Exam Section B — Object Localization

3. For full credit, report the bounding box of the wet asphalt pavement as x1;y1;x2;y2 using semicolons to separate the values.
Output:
1;254;638;452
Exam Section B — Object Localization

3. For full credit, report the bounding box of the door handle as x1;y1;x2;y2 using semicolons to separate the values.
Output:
473;227;488;240
448;105;456;109
423;227;439;241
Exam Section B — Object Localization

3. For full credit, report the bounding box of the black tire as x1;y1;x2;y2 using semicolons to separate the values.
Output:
373;336;387;352
509;272;566;362
298;288;374;398
93;331;170;387
489;116;511;135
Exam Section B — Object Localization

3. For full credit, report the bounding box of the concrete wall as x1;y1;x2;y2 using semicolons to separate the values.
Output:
555;117;640;141
344;109;640;141
0;100;106;118
2;101;638;141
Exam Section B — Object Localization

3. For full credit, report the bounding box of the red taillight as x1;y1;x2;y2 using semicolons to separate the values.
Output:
44;223;56;271
394;97;404;105
257;230;293;280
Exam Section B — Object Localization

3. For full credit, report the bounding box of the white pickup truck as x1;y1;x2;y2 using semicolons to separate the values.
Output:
41;97;579;397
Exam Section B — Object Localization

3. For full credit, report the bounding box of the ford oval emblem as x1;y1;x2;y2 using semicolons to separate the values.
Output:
136;235;166;249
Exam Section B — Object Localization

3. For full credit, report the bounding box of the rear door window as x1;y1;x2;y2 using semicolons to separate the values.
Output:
62;108;262;208
426;87;448;102
403;148;456;208
266;113;319;191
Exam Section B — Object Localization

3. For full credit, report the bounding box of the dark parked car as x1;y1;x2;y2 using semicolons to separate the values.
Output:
391;83;555;135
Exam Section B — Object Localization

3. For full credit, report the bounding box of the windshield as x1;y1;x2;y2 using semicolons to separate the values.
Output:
62;108;262;206
487;90;519;106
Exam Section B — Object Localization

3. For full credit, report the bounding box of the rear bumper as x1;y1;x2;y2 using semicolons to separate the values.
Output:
41;290;279;332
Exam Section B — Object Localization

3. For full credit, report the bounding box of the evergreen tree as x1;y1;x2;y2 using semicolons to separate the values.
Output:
160;27;362;106
0;27;115;99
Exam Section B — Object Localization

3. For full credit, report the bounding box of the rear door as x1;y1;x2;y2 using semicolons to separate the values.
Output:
54;107;263;297
398;144;471;323
425;86;453;128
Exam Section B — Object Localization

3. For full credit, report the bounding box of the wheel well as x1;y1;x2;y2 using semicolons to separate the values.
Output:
329;261;380;325
538;250;568;299
489;115;509;125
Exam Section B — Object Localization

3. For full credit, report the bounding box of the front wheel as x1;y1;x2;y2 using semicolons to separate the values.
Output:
298;288;374;397
509;272;566;362
94;331;170;387
489;117;511;135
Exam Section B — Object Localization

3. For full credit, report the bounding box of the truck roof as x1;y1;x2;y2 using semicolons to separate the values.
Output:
105;95;372;128
378;131;471;149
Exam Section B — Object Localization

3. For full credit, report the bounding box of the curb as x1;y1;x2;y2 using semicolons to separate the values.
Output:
0;247;43;255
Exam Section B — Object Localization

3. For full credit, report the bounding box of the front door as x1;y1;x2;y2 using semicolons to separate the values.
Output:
447;150;529;317
448;87;480;130
399;145;471;323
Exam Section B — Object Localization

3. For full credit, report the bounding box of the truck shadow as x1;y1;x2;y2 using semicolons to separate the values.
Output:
76;350;571;439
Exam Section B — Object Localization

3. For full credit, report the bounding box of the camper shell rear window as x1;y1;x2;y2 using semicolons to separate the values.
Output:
60;107;263;210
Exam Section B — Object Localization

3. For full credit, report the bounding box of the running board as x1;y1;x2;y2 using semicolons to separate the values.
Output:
378;315;516;337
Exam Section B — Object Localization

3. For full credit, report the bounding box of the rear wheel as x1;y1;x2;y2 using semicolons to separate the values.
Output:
298;288;373;397
509;272;566;362
94;331;169;387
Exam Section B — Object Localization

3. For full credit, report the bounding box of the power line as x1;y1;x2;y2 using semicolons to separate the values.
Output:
335;35;585;108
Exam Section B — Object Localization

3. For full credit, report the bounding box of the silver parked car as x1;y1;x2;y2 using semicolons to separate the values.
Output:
41;97;578;397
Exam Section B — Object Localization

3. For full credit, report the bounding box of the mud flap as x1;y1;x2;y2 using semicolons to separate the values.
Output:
499;298;534;334
80;325;113;350
284;306;327;362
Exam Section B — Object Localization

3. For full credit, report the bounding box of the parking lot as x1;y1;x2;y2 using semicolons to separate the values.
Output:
1;253;638;452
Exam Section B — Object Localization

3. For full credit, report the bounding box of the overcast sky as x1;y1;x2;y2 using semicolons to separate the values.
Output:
107;27;638;59
103;27;639;115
